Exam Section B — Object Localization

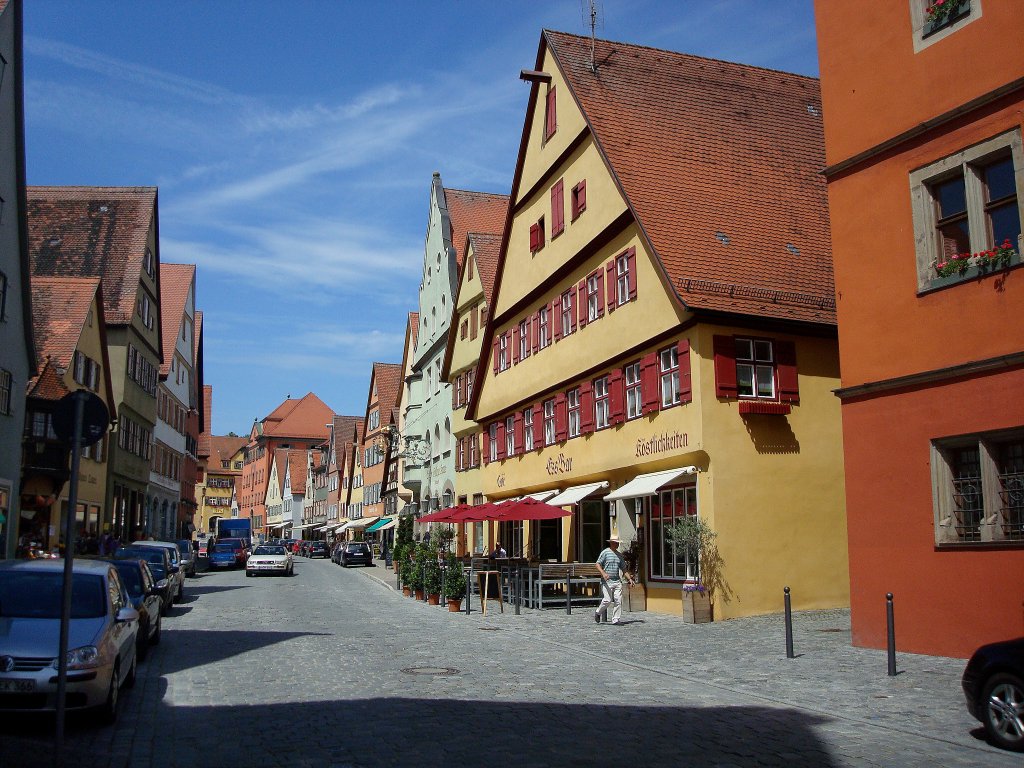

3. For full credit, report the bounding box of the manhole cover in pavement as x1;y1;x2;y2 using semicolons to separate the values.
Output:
401;667;460;676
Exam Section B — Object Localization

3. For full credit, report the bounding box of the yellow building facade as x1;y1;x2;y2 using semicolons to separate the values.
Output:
466;31;849;619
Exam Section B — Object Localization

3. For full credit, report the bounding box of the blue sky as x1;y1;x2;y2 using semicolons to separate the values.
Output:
22;1;819;435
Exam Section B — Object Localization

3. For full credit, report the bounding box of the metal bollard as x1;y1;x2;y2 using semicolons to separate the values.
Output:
886;593;897;676
784;586;795;659
514;563;521;616
566;573;572;615
465;565;472;615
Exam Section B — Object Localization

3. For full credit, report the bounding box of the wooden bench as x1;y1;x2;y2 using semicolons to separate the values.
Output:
533;562;604;609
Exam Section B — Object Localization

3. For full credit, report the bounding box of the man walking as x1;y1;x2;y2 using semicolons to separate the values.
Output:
595;536;634;625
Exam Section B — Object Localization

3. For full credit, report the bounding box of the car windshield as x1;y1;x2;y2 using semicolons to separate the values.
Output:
253;546;285;555
112;564;144;597
176;541;191;556
0;571;107;619
214;544;235;553
116;547;165;570
347;544;366;551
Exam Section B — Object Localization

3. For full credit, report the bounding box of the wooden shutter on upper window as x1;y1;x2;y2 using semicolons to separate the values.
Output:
513;412;524;454
608;369;625;425
512;324;521;365
776;340;799;403
492;339;500;374
470;307;478;339
554;393;567;442
627;248;638;301
641;352;660;414
595;271;605;318
545;86;557;138
606;259;617;312
496;420;506;461
572;180;586;220
482;428;490;466
580;381;595;435
678;339;692;404
532;311;541;353
532;403;544;447
551;180;564;237
553;295;563;341
452;378;459;409
578;280;588;328
529;223;540;252
713;335;737;399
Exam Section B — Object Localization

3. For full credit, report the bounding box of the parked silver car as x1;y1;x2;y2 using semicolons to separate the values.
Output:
0;559;139;722
131;540;185;603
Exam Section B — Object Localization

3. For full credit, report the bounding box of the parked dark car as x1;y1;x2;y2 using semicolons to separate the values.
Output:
107;558;163;659
208;543;241;569
216;537;248;566
307;541;328;559
962;636;1024;752
131;540;185;604
338;541;373;567
175;539;197;578
114;546;173;615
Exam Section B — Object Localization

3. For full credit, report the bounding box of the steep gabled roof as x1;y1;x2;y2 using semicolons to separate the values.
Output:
273;448;289;494
440;231;502;380
158;263;195;377
408;311;420;349
26;186;161;325
262;392;333;441
198;384;213;458
443;188;510;268
541;30;834;324
26;357;70;401
209;435;246;471
330;415;362;460
29;276;101;371
288;450;307;495
368;362;403;418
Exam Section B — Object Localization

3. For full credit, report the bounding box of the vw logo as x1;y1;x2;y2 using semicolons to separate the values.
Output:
0;656;13;673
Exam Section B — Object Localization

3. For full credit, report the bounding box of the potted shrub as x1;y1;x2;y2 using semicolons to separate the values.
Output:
424;547;443;606
409;544;426;600
443;554;466;612
393;543;410;595
667;514;733;623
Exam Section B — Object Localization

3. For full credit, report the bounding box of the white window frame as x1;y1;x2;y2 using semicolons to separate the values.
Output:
505;415;515;457
910;129;1023;292
560;290;573;338
659;346;681;407
587;274;600;322
489;423;498;462
567;388;580;438
498;333;509;371
735;338;776;400
594;376;609;429
523;408;534;451
543;399;556;446
616;254;631;305
518;319;529;360
648;485;699;582
538;306;550;349
625;362;641;420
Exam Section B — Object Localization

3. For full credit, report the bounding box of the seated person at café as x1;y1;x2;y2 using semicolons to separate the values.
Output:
490;541;508;558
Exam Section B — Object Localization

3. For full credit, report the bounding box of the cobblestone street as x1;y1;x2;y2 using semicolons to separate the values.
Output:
0;558;1015;768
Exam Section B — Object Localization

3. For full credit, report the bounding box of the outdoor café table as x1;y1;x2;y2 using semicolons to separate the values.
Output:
475;566;504;615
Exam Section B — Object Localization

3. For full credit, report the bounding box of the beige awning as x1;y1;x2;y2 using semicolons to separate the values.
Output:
547;481;608;506
339;517;379;531
604;467;697;501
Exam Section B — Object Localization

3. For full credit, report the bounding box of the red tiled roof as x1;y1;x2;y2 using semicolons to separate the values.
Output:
29;276;100;370
262;392;333;440
468;232;502;307
27;187;159;326
544;30;835;324
331;415;362;459
288;450;307;495
408;311;420;349
209;435;246;473
193;311;203;367
199;385;213;458
369;362;403;418
273;449;289;494
158;263;195;377
26;357;70;401
444;188;509;268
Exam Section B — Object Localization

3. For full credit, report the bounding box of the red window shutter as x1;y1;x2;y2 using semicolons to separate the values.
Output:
496;420;506;461
777;340;799;403
532;403;544;447
627;248;638;301
572;180;586;220
471;307;478;339
545;86;557;138
713;335;738;399
513;412;524;454
512;324;521;365
606;259;617;312
551;180;564;237
492;339;500;374
456;437;463;471
569;293;576;333
554;393;567;442
553;296;563;341
482;428;490;466
578;280;588;328
608;369;625;425
595;271;605;318
641;352;660;414
452;377;459;408
529;223;540;252
678;339;692;405
580;381;595;435
532;311;540;353
459;373;466;407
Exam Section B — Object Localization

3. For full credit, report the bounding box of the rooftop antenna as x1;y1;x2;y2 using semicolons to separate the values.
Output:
582;0;604;72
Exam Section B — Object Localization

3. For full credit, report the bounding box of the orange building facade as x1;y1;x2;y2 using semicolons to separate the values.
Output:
816;1;1024;656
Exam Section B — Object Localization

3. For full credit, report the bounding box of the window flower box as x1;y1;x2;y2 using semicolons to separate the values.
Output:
738;401;791;416
933;241;1019;281
923;1;971;38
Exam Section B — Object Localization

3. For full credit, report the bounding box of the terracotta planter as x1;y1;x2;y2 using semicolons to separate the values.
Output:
427;593;441;606
682;589;712;623
402;586;411;597
447;598;463;612
414;589;424;600
626;583;647;612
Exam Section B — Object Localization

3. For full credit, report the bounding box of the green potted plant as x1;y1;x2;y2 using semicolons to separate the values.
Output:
443;554;466;612
666;514;733;623
423;543;443;605
409;543;427;599
393;543;409;594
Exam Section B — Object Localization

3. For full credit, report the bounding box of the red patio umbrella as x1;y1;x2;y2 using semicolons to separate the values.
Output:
493;497;572;522
417;506;461;523
446;502;502;523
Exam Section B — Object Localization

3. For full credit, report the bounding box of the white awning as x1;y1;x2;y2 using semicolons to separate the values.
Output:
339;517;379;531
547;482;608;506
313;524;335;531
525;490;559;502
604;467;698;501
269;522;289;529
289;522;316;531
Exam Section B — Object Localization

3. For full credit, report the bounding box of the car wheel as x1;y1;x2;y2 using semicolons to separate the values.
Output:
246;570;253;578
124;650;137;689
98;663;120;724
982;672;1024;752
151;614;162;646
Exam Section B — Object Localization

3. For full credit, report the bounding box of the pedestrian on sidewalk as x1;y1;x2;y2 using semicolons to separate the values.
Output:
595;536;634;625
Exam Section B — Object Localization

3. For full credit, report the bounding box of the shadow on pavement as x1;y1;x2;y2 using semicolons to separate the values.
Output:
2;696;838;768
184;584;251;596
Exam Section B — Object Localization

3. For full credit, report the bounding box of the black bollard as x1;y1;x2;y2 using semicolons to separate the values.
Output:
514;563;521;616
784;586;795;659
886;593;897;676
465;564;472;616
566;573;572;615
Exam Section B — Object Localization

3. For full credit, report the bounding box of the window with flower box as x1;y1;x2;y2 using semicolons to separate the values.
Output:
910;130;1022;292
736;338;775;399
914;0;978;51
932;429;1024;545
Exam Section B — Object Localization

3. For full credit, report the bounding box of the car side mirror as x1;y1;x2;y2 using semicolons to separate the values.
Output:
155;579;169;590
116;606;140;623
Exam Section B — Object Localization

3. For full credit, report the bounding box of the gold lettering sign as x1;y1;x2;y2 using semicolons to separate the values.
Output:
635;431;688;458
546;453;573;476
